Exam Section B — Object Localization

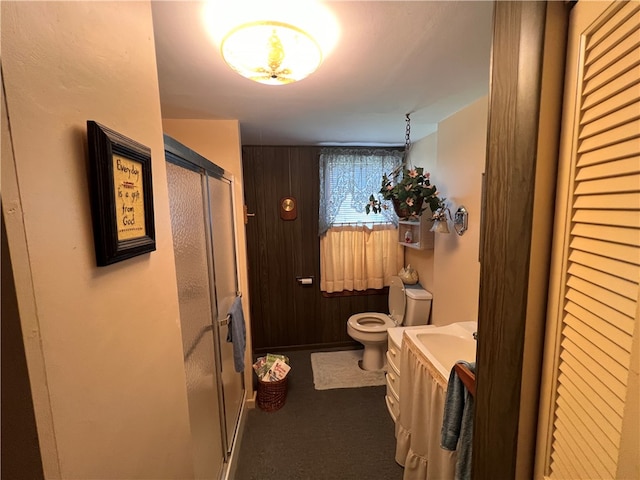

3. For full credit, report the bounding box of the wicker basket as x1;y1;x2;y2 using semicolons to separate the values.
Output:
257;376;288;412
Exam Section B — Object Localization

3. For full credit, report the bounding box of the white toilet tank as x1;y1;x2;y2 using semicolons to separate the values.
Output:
402;285;433;326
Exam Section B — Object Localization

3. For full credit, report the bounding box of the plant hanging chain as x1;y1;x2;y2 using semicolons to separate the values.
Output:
365;112;444;219
405;113;411;155
390;113;413;179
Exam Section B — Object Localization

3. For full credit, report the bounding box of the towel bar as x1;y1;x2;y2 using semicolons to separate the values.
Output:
218;294;242;326
454;362;476;398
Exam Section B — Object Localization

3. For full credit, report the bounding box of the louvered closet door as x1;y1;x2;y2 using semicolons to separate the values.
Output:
540;1;640;479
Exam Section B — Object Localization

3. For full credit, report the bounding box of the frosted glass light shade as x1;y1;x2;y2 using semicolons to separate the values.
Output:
203;0;339;85
430;219;450;234
221;21;322;85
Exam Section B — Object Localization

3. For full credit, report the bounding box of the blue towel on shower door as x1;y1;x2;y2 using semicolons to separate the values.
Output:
226;296;246;372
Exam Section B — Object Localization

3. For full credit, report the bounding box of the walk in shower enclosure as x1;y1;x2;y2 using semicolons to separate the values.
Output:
165;135;244;478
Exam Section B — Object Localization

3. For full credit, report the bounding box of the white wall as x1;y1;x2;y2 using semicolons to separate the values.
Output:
407;96;488;326
404;132;437;298
2;2;194;478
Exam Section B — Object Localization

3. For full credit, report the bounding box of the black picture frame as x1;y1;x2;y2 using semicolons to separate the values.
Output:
87;121;156;266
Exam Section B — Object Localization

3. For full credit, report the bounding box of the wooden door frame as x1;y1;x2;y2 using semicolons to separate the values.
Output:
474;2;572;479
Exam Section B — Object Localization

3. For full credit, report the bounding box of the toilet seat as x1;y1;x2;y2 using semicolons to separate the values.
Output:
346;277;407;334
347;313;396;333
346;276;431;371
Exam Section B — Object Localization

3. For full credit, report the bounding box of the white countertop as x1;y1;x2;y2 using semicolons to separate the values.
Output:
388;324;435;348
388;321;477;348
404;322;478;381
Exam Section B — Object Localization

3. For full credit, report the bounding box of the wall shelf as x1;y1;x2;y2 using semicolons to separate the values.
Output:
398;218;434;250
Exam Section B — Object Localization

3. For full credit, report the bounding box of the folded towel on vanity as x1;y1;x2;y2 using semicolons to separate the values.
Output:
441;361;476;480
226;296;246;373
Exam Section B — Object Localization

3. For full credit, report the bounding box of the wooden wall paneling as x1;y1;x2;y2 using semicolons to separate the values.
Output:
244;146;307;350
257;147;284;348
319;295;345;344
272;156;298;345
259;147;296;347
244;145;390;351
242;146;264;349
289;147;322;345
273;153;297;346
319;296;347;344
244;147;280;349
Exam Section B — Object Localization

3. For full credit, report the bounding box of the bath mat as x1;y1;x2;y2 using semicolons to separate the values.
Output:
310;350;386;390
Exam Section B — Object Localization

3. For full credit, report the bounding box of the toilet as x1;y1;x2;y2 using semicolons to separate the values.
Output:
347;276;433;371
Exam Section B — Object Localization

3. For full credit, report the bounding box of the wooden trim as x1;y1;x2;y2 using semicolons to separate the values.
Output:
454;363;476;398
253;341;359;355
474;2;570;479
321;287;389;298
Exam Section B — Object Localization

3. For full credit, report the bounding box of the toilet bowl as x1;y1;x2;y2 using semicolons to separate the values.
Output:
347;276;432;371
347;313;395;370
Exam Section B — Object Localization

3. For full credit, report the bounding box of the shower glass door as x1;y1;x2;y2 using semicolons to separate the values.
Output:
165;135;246;478
207;173;244;454
166;161;223;479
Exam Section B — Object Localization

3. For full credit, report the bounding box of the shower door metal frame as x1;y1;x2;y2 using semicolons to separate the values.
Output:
165;135;244;462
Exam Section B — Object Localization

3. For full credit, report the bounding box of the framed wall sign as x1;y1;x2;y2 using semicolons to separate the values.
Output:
87;121;156;266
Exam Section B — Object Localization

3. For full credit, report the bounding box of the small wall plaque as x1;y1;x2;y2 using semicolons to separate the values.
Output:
280;196;297;220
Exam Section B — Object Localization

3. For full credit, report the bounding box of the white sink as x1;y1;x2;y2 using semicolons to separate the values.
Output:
404;322;477;381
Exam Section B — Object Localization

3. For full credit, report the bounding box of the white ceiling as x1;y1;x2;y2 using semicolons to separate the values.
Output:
152;1;494;146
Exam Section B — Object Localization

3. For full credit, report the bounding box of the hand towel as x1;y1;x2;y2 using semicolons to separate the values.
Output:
441;361;475;480
226;296;246;373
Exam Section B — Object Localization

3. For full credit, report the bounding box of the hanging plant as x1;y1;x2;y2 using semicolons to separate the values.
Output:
364;113;444;220
365;166;443;219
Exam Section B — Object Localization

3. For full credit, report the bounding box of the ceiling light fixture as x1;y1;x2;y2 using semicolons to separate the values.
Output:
221;21;321;85
203;1;339;86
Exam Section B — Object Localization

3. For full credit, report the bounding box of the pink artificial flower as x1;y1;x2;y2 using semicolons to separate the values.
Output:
406;198;414;206
425;172;431;179
409;169;418;178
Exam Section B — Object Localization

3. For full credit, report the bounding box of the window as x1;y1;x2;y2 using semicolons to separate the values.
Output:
318;147;404;293
319;147;403;234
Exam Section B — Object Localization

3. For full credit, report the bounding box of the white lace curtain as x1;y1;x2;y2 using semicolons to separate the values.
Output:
319;147;403;235
319;148;404;293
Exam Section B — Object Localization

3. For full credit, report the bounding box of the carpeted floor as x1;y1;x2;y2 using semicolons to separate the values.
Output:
233;349;404;480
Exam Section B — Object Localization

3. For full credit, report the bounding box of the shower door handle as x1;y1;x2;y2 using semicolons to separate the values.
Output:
218;314;230;327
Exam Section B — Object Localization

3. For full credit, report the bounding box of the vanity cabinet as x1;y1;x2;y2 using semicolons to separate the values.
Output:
385;329;403;422
386;326;439;423
398;218;434;250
